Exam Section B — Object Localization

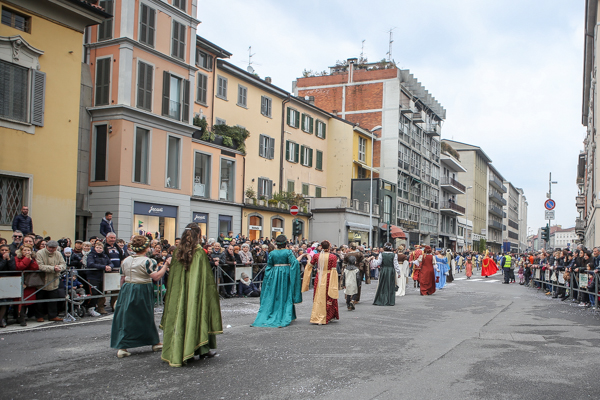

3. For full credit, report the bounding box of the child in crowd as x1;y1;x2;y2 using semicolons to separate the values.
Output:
342;255;360;311
518;261;525;285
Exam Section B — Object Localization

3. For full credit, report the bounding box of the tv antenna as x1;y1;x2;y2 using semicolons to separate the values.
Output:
360;39;365;62
247;46;255;74
386;27;396;62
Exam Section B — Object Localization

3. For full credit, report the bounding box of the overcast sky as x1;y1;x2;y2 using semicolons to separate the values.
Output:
197;0;586;235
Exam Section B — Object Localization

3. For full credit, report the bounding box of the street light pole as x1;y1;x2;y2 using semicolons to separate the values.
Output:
465;186;472;251
369;125;382;249
548;172;557;250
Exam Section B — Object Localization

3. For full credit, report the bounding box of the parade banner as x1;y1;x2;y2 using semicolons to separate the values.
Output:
535;269;540;279
579;273;588;289
545;270;550;281
558;273;565;284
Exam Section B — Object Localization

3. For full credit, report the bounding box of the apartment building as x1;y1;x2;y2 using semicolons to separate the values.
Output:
486;165;506;253
439;142;467;251
517;188;528;252
550;227;577;249
503;181;519;252
0;0;109;239
295;60;446;247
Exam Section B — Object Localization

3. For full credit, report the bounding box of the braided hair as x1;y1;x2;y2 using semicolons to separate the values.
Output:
176;223;201;271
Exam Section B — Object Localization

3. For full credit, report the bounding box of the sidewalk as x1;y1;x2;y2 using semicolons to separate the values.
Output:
1;314;114;334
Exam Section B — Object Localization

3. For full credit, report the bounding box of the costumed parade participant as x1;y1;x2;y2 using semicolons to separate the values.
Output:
343;243;367;304
396;252;410;297
435;250;449;290
110;235;167;358
302;240;339;325
410;245;423;288
160;224;222;367
481;250;498;278
465;253;473;279
372;242;401;306
341;255;360;311
446;250;455;283
419;246;437;296
252;234;302;327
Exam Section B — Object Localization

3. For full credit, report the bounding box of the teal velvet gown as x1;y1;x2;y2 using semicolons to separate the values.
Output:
251;249;302;328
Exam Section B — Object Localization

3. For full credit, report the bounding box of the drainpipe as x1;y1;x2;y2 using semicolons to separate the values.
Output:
279;95;291;190
242;155;246;235
211;57;217;128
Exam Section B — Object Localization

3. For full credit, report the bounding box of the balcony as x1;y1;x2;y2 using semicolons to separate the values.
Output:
425;124;440;136
488;220;503;231
440;201;465;216
489;204;503;218
576;195;585;210
575;218;585;234
489;175;507;193
489;191;507;206
440;176;466;194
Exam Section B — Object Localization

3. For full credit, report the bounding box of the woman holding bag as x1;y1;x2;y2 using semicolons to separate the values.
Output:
15;244;40;326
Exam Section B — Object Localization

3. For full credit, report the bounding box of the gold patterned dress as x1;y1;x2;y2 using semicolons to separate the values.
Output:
302;252;339;324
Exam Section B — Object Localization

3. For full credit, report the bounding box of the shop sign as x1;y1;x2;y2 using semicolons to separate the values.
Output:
134;202;178;218
249;225;262;231
398;219;418;230
272;227;284;232
193;212;208;223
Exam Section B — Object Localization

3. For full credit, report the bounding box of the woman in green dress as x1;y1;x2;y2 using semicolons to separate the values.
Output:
160;223;223;367
110;235;168;358
372;242;402;306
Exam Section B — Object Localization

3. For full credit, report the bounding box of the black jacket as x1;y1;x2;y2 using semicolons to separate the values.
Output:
99;218;114;237
0;256;15;272
86;250;114;281
12;214;32;235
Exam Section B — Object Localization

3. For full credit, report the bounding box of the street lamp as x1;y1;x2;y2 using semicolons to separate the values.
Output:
369;125;382;249
465;186;472;251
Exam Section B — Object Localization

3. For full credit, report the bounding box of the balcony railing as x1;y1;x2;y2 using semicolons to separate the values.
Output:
488;220;503;230
575;218;585;233
440;201;465;215
489;191;507;206
489;175;507;193
576;195;585;209
440;176;466;193
489;204;503;218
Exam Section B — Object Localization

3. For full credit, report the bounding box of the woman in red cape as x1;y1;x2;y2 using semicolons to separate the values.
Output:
419;246;436;296
481;250;498;278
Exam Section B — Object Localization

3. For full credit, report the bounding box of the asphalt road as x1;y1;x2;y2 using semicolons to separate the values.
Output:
1;272;600;400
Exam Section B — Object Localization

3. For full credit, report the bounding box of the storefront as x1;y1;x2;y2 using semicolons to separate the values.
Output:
271;217;284;239
193;212;209;237
346;222;371;246
133;202;178;244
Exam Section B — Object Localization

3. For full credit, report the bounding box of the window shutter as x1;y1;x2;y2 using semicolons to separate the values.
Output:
316;151;323;170
148;7;155;46
300;145;305;165
309;148;313;167
137;62;145;108
321;122;326;139
182;79;190;122
171;22;178;57
179;24;186;59
140;4;147;44
268;180;273;198
257;178;263;197
301;114;305;131
259;135;265;157
162;71;170;116
309;117;314;134
31;70;46;126
269;137;275;159
294;142;299;162
285;141;290;161
145;62;153;109
295;111;300;128
286;107;291;125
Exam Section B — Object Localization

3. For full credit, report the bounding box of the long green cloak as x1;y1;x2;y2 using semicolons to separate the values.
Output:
160;247;223;367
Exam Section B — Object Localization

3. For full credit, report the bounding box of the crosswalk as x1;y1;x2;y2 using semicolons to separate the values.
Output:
454;276;500;283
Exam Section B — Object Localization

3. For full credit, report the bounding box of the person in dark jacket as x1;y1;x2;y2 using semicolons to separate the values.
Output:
12;206;33;235
222;244;240;298
99;212;115;238
238;272;260;297
86;241;114;316
0;244;16;327
8;230;23;257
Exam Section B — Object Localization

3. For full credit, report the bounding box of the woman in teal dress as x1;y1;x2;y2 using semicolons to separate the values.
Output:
251;235;302;328
435;251;449;289
110;235;168;358
372;242;401;306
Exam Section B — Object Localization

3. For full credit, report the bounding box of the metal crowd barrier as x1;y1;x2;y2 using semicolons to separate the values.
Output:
530;267;599;310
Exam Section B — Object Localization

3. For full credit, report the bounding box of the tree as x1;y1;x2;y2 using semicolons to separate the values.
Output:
478;239;487;253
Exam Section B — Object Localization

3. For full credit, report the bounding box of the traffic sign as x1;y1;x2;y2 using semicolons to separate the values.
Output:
544;199;555;210
290;205;299;216
545;210;555;220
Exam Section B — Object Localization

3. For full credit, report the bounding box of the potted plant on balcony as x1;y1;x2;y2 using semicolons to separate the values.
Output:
267;199;278;207
245;187;256;205
257;196;266;206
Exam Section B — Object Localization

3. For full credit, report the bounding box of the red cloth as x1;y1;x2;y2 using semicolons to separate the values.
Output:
419;254;436;295
310;253;339;323
481;257;498;277
15;256;39;306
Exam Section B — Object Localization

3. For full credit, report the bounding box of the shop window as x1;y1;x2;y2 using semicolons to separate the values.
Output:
249;215;262;241
271;218;283;239
166;136;180;189
133;127;150;184
193;212;208;237
219;158;235;201
193;152;211;197
218;215;232;237
92;124;108;181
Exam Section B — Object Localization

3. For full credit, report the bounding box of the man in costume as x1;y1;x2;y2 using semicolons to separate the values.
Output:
302;240;339;325
409;245;423;288
343;242;368;304
252;235;302;328
482;250;499;278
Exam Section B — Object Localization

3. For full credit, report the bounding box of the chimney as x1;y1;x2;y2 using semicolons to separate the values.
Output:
265;77;272;84
347;58;358;83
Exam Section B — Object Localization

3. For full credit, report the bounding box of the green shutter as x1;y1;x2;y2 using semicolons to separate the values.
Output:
294;110;299;128
300;145;305;165
316;150;323;170
309;117;314;134
301;114;305;131
162;70;170;116
287;107;291;126
294;143;299;162
285;140;290;161
321;121;326;139
308;148;313;167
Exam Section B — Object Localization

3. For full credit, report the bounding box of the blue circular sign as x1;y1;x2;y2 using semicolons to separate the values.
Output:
544;199;555;210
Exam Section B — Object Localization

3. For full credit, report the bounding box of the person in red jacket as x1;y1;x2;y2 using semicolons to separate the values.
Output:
15;243;39;326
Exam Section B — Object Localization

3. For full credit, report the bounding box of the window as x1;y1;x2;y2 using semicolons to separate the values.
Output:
92;125;108;181
215;118;226;125
139;4;155;46
172;0;186;11
287;108;300;128
196;72;207;104
0;60;45;126
217;76;227;99
219;158;235;201
95;57;111;106
1;7;30;33
0;174;26;225
133;127;150;184
315;187;322;198
287;180;295;193
237;85;247;108
261;96;272;117
259;135;275;159
301;113;313;134
315;150;323;170
166;136;180;189
357;165;367;179
97;0;114;41
171;20;186;60
193;152;211;197
136;61;153;111
300;146;313;167
358;137;366;162
285;141;299;163
162;72;190;122
316;120;326;139
302;184;309;196
384;195;392;223
258;177;273;199
197;50;213;70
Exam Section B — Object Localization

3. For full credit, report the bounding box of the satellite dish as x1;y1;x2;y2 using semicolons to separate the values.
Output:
247;65;255;74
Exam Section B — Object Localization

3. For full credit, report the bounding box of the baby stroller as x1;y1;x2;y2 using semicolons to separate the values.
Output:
63;271;88;319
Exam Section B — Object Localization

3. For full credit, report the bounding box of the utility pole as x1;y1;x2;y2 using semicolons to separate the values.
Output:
547;172;557;249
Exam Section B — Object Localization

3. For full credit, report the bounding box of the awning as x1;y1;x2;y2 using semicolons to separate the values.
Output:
346;222;372;232
380;224;407;239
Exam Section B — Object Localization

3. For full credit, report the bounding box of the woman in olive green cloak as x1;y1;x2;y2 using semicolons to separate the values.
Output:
160;223;223;367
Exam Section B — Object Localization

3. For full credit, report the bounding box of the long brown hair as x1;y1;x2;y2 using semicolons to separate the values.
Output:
176;223;201;271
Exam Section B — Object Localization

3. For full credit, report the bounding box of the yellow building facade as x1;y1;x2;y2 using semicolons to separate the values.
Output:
0;1;108;240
